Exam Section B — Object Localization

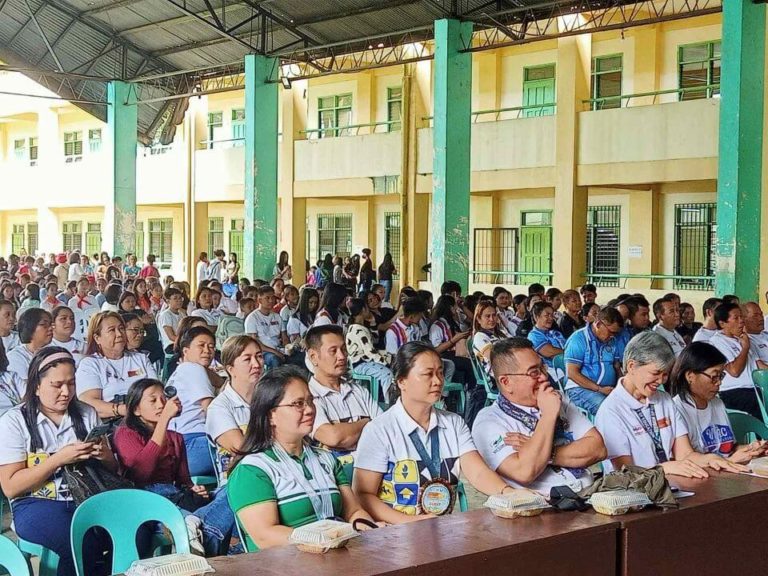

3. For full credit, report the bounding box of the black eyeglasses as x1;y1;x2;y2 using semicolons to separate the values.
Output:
697;371;726;384
497;364;549;380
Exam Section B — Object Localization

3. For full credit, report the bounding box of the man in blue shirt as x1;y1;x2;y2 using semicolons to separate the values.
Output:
564;307;624;416
613;296;650;361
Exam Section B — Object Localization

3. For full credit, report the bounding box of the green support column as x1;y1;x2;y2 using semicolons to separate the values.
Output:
244;54;279;280
716;0;765;299
431;19;473;292
106;81;137;258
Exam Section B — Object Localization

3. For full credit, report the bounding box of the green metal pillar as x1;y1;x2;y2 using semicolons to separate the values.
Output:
244;54;279;280
716;0;765;299
431;19;473;292
106;81;137;258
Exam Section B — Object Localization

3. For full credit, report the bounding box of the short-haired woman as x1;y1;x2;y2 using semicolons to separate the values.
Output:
669;342;767;464
227;366;376;551
595;331;747;478
527;301;566;382
7;308;53;388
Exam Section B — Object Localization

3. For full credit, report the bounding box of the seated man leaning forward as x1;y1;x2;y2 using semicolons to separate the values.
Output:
306;325;381;463
473;338;606;496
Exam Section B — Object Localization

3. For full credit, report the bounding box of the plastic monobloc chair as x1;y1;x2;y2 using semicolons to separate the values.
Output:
0;534;32;576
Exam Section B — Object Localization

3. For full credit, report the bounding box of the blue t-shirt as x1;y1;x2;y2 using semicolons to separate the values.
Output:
613;327;633;364
563;325;619;390
528;327;566;368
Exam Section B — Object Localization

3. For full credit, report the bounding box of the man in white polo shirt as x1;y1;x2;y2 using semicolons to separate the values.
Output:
472;338;605;496
744;301;768;363
244;285;286;368
709;302;768;420
305;325;381;461
652;296;686;357
693;297;722;343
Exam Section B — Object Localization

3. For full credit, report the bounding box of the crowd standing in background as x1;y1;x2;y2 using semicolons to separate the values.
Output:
0;246;767;574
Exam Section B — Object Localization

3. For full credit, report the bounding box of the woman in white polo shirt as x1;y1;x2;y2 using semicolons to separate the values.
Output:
595;331;747;478
227;366;376;552
167;326;220;477
0;347;115;576
51;305;86;366
7;308;53;388
354;342;516;523
190;287;221;333
669;342;767;463
76;311;158;419
206;335;264;483
0;336;25;417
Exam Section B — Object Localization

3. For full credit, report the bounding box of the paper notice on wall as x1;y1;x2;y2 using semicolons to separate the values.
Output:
628;246;643;259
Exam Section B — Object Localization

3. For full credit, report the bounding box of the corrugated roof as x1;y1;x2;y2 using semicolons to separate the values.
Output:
0;0;708;139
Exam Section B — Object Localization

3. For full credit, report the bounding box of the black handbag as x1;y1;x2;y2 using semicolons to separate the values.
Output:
62;459;135;505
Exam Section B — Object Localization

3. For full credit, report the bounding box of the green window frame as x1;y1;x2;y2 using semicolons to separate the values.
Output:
387;87;402;132
586;206;621;286
384;212;401;274
231;109;245;145
11;225;25;255
135;221;145;261
591;55;623;110
208;217;224;257
27;222;38;255
678;41;721;100
86;223;102;257
674;203;716;291
148;219;173;264
522;65;556;117
88;129;102;153
317;213;352;260
62;221;83;253
207;111;224;149
29;137;38;165
64;131;83;161
317;94;352;138
229;219;244;258
13;139;25;161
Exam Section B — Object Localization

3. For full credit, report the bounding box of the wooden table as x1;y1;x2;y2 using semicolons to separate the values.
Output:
205;508;619;576
618;471;768;576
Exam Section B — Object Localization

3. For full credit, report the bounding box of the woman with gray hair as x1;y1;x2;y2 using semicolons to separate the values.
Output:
594;331;746;478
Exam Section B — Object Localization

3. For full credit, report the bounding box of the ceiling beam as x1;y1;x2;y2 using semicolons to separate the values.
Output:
161;0;260;52
80;0;138;15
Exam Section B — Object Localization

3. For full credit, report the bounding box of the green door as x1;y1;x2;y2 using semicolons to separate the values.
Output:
519;211;552;284
523;64;556;117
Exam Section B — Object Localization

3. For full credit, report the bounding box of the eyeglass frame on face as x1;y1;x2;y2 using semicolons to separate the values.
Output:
596;320;622;338
497;363;549;380
695;370;726;384
275;397;315;412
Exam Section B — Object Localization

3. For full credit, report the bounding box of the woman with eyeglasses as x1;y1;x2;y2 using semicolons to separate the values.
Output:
76;312;158;419
227;365;376;552
7;308;53;388
669;342;767;464
354;342;516;524
595;332;747;478
527;301;566;383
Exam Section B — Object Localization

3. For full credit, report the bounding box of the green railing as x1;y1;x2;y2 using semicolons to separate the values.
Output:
302;120;399;139
583;273;715;291
423;102;557;124
583;84;720;110
470;270;553;285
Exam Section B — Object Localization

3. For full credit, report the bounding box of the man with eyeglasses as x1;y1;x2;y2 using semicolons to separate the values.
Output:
564;307;625;416
472;338;606;496
305;325;381;461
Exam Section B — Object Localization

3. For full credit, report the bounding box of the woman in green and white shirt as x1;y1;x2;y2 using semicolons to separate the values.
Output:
227;365;376;551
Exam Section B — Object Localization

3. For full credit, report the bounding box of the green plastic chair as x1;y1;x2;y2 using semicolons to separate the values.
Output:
0;535;31;576
751;370;768;426
351;370;385;409
552;353;567;392
456;481;469;513
467;336;498;404
442;380;467;416
190;474;218;489
727;409;768;443
160;352;175;383
70;489;190;576
16;539;58;576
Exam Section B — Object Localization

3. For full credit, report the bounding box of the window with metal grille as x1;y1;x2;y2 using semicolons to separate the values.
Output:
135;221;145;261
372;175;399;195
207;112;224;149
229;219;244;258
387;87;402;132
64;131;83;162
27;222;38;255
148;219;173;264
208;217;224;257
62;221;83;253
674;203;716;291
591;55;622;110
11;225;25;255
29;138;38;166
89;129;102;153
473;228;519;284
86;223;102;258
384;212;401;273
318;94;352;138
586;206;621;286
231;109;245;145
317;213;352;260
679;41;720;100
